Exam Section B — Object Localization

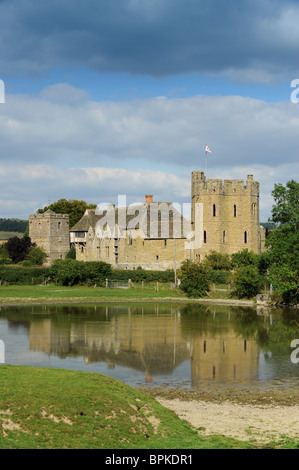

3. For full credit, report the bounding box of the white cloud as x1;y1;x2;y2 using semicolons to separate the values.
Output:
0;84;298;220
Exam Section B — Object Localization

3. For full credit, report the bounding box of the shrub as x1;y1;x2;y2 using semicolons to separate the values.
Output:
231;249;259;268
231;265;263;299
179;260;210;298
202;251;232;271
111;269;175;283
27;246;48;266
208;270;231;284
49;259;112;286
0;266;50;285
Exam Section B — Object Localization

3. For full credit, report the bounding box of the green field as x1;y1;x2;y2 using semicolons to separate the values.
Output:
0;283;187;304
0;232;24;241
0;365;256;449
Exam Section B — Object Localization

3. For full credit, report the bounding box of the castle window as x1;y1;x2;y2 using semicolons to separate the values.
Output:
58;222;61;230
223;230;226;243
164;239;167;247
204;231;207;244
252;203;256;215
156;255;159;261
244;231;248;244
97;246;101;258
213;204;216;217
38;223;42;229
129;232;132;246
234;204;237;217
106;246;109;258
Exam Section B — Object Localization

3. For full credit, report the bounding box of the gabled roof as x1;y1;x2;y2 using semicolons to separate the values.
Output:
70;203;188;239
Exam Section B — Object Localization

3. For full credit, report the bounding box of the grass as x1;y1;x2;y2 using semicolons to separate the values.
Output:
0;284;188;304
0;365;255;449
0;232;24;241
0;284;255;306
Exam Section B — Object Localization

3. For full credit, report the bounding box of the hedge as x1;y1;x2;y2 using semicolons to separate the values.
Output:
110;269;175;283
0;266;50;285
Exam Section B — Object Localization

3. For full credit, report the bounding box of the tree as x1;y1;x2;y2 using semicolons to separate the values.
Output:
231;249;259;268
27;246;48;266
266;180;299;302
231;266;264;299
201;250;232;271
179;260;210;298
6;236;36;264
37;199;97;229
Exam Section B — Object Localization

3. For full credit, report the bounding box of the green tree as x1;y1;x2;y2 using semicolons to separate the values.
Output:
179;260;210;298
231;249;259;268
201;250;232;271
231;266;263;299
266;180;299;303
27;246;48;266
37;199;97;229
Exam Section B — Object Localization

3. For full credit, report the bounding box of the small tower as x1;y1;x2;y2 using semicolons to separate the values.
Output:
191;171;262;260
29;209;70;265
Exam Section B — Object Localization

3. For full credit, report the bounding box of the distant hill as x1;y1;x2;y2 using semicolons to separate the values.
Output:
0;218;28;233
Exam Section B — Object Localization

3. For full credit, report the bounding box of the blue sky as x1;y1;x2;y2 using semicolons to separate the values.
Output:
0;0;298;222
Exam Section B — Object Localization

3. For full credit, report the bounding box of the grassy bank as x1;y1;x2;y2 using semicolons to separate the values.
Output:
0;284;255;306
0;365;253;449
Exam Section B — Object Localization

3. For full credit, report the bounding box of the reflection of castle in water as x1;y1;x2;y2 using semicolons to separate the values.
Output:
24;304;260;385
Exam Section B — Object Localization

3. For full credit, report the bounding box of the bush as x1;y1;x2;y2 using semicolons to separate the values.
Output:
202;251;232;271
49;259;112;286
66;246;76;260
231;265;263;299
179;260;210;298
111;269;175;283
27;246;48;266
208;270;231;284
0;265;50;285
231;249;259;268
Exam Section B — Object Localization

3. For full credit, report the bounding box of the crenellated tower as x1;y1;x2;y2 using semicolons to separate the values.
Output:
191;171;263;260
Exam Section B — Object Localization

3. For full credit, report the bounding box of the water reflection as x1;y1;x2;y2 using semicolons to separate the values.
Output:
0;303;298;390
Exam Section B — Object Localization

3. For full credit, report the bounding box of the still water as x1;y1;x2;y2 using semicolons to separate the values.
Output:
0;302;299;391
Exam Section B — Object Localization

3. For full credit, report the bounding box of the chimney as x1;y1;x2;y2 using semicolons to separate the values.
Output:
145;194;153;203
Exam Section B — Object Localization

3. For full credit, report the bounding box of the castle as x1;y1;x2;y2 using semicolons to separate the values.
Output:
29;171;266;268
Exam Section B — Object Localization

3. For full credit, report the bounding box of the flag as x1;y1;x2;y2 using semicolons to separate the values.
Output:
205;145;211;153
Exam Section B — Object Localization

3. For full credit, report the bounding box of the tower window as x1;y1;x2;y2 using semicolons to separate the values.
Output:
252;203;256;215
204;231;207;244
213;204;216;217
58;222;61;230
244;231;248;244
223;230;226;243
234;204;237;217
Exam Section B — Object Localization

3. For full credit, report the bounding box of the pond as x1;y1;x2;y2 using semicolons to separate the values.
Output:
0;302;299;391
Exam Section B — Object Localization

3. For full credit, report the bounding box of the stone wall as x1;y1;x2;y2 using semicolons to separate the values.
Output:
29;209;70;265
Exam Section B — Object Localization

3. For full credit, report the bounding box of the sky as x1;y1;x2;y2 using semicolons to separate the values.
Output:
0;0;298;223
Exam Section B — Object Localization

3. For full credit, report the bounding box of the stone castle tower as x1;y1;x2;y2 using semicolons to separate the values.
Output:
191;171;264;260
29;209;70;265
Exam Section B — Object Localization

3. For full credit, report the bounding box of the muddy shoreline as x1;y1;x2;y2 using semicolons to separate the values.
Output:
140;385;299;406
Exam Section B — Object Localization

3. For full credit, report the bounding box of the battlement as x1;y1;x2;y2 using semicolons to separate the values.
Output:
29;209;69;220
192;171;259;196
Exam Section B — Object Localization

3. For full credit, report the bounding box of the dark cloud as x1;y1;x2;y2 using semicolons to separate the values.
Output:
0;0;298;81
